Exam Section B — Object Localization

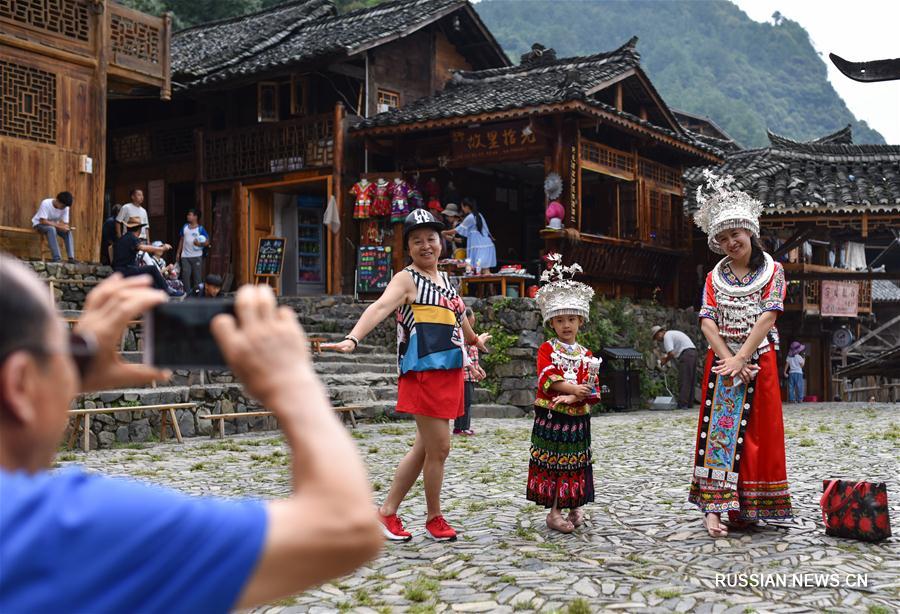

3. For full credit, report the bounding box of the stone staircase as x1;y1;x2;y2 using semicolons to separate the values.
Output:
43;273;526;447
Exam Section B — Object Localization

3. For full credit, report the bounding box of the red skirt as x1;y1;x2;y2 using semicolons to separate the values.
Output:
396;368;464;420
688;349;794;521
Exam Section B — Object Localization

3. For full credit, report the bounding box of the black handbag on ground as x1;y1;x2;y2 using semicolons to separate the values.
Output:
821;479;892;542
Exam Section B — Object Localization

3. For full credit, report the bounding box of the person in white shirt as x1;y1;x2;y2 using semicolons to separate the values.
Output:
175;209;210;293
32;192;76;263
652;325;698;409
116;188;149;241
783;341;806;403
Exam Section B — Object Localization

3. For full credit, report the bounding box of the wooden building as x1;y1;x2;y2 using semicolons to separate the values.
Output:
106;0;506;294
352;39;722;302
685;125;900;401
0;0;171;261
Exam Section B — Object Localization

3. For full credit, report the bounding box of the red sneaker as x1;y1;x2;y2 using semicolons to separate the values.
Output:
379;512;412;541
425;515;457;541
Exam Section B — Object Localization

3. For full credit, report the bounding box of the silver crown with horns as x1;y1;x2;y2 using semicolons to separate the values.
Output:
535;253;594;324
693;169;764;254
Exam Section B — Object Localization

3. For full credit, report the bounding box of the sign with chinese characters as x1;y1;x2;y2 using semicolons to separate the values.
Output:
821;281;859;318
254;236;286;277
450;121;544;166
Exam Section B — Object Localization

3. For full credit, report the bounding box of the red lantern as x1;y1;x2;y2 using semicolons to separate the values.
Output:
527;285;539;298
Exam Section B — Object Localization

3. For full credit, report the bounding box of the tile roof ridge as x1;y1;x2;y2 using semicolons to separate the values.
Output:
453;36;639;83
174;0;335;35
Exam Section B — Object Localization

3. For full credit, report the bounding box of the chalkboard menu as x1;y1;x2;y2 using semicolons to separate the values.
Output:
255;236;286;277
356;246;392;293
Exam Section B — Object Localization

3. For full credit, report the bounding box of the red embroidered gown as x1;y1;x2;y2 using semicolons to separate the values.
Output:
689;254;794;521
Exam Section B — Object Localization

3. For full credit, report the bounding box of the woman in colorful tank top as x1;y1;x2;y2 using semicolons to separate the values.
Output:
691;171;794;538
327;210;490;543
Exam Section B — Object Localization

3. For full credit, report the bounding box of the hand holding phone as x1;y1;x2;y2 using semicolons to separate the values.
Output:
145;299;235;369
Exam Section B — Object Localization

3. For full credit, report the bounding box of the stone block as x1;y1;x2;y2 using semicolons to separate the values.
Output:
196;406;212;435
497;389;535;407
178;412;196;437
123;392;139;402
98;431;116;448
493;360;532;378
114;410;132;423
116;426;130;443
82;400;96;409
100;391;124;404
129;419;151;442
518;330;543;349
93;413;115;426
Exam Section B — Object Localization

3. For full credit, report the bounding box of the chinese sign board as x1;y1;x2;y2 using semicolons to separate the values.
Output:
356;246;392;294
821;281;859;318
450;121;544;166
254;236;286;277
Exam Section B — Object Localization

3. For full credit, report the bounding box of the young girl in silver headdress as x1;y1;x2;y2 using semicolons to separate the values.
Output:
690;171;794;538
527;254;601;533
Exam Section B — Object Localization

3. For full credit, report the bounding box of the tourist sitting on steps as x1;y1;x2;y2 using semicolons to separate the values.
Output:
0;255;382;612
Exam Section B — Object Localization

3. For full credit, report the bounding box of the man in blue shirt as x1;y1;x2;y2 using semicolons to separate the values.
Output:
0;255;382;612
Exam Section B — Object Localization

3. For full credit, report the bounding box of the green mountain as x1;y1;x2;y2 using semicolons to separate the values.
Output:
121;0;885;148
474;0;885;147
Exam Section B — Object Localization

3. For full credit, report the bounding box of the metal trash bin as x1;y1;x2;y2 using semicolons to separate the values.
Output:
600;347;643;410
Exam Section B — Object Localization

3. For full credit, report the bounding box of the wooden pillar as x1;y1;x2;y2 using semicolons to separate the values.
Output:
615;83;623;112
91;4;111;263
331;102;345;295
233;181;248;285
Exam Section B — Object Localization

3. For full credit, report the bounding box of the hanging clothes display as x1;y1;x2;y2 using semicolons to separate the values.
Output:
389;178;411;223
350;179;374;219
372;178;391;217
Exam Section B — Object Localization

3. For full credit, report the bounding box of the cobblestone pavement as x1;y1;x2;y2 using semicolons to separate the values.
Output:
59;403;899;613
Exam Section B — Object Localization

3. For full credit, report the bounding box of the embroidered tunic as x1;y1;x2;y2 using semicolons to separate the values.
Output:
698;253;785;358
372;180;391;217
389;180;411;223
534;339;601;416
351;181;375;219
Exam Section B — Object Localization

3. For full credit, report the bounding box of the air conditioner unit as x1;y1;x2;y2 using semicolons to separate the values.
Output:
377;103;390;113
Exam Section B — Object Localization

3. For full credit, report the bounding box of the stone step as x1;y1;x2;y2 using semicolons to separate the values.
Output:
355;401;526;420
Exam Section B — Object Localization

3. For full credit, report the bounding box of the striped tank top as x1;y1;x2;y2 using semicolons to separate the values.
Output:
396;268;466;375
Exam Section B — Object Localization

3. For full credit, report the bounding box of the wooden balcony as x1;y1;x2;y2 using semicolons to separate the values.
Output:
203;114;335;182
107;3;172;100
541;230;685;285
783;263;872;315
110;117;198;165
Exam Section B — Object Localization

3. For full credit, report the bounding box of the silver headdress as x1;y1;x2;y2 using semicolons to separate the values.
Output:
694;170;763;254
535;253;594;324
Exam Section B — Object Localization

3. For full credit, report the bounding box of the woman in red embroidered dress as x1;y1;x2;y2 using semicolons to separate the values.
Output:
690;171;794;538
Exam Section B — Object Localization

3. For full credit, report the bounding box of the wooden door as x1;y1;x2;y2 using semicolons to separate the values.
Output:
248;189;274;283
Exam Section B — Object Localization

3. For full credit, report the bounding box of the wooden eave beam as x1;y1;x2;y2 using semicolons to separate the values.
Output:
353;100;721;164
787;270;900;281
772;224;815;259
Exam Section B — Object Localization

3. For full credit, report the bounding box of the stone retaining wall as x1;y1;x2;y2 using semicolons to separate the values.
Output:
26;261;112;310
73;385;271;450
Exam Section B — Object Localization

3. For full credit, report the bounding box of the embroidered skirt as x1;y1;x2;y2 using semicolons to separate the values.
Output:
688;349;794;521
526;410;594;509
396;368;464;420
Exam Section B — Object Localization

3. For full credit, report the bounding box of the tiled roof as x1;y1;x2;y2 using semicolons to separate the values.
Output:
684;126;900;215
872;279;900;303
352;38;720;156
172;0;477;87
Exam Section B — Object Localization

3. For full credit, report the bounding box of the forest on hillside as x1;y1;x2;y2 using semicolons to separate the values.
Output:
119;0;885;148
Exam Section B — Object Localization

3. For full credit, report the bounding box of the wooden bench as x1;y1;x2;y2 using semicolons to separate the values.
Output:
0;225;42;259
199;405;362;438
67;402;198;452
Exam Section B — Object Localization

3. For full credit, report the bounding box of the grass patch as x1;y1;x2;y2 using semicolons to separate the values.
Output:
269;596;297;607
513;598;533;611
351;430;368;440
380;425;407;436
403;576;440;603
437;569;459;580
368;445;380;454
189;462;206;471
112;442;146;450
468;500;489;513
201;441;244;452
57;452;78;462
354;588;375;606
458;553;473;562
499;574;516;583
799;438;815;447
654;588;682;599
868;607;891;614
567;598;592;614
408;605;436;614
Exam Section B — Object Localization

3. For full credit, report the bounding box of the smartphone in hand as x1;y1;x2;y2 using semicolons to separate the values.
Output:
144;300;234;369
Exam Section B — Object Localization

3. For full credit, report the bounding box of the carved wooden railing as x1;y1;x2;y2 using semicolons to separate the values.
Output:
543;232;684;285
783;263;872;314
203;114;335;182
108;2;171;98
110;117;198;164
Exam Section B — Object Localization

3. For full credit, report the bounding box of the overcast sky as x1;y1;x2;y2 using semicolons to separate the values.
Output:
730;0;900;143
